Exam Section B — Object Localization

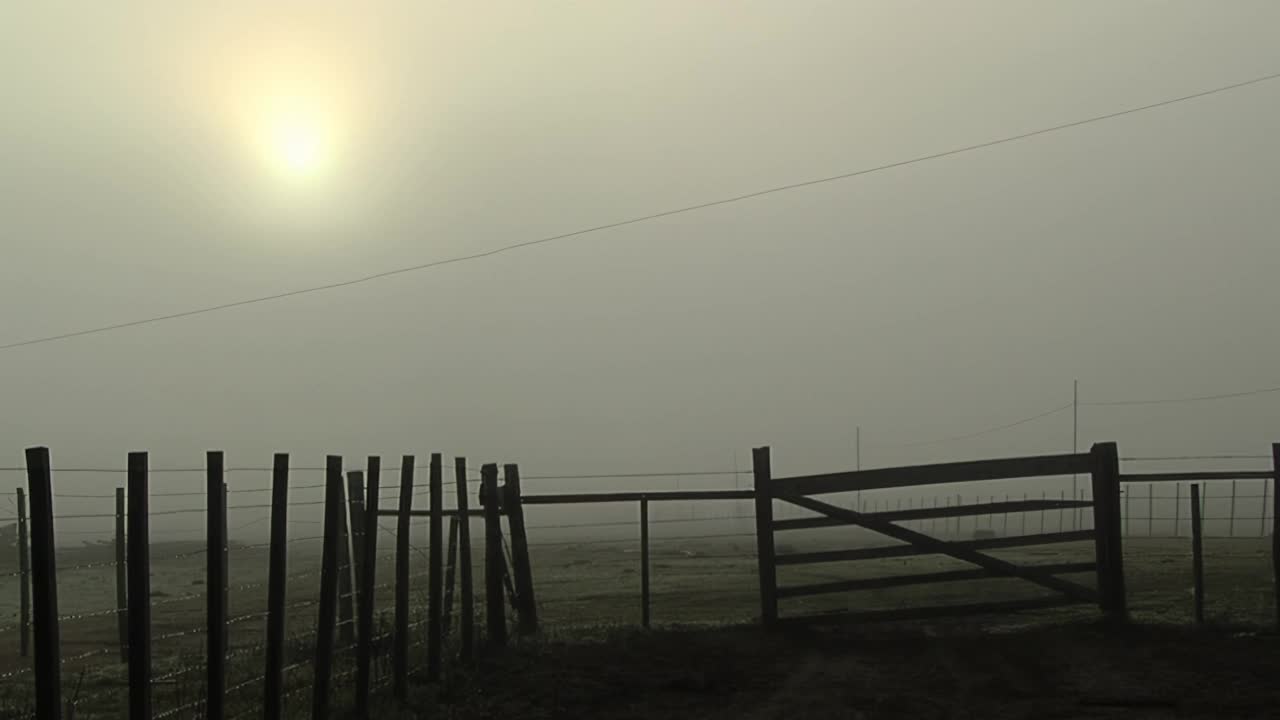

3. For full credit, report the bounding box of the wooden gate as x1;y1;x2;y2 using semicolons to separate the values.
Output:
752;442;1127;626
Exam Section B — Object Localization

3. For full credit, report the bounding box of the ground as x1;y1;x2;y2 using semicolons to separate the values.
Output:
0;534;1275;717
396;622;1280;719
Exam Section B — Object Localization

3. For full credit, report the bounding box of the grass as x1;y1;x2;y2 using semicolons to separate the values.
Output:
0;533;1275;717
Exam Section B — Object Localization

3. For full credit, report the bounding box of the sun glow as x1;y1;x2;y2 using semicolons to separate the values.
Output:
261;100;334;180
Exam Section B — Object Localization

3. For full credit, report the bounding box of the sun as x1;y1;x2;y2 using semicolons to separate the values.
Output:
261;101;334;180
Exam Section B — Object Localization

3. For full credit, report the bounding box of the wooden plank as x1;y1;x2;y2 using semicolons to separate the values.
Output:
775;453;1092;496
481;464;507;648
776;596;1084;626
777;562;1098;599
503;464;538;635
355;457;380;717
376;508;485;518
427;454;444;680
26;447;63;720
262;454;289;720
311;456;344;720
521;489;755;505
455;458;475;661
774;498;1092;530
206;452;227;720
392;456;414;700
1120;471;1273;482
113;488;127;663
776;530;1097;566
16;488;30;658
776;493;1098;602
126;452;152;720
640;498;650;629
753;447;778;627
1191;483;1205;626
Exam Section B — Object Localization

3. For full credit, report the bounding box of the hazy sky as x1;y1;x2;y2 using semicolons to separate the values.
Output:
3;2;1279;520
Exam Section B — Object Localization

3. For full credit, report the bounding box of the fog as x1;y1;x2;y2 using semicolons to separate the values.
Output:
2;3;1279;540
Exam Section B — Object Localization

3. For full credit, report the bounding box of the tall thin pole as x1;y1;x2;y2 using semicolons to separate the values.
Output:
1072;379;1079;531
856;426;861;471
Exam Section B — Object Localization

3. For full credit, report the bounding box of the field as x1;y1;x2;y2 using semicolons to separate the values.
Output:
0;533;1275;718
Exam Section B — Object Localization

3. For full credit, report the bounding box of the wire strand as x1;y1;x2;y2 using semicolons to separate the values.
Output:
4;69;1278;351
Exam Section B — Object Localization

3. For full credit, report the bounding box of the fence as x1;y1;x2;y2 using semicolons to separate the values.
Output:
4;443;1280;719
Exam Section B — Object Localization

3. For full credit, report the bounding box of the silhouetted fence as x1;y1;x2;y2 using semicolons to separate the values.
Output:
4;442;1279;719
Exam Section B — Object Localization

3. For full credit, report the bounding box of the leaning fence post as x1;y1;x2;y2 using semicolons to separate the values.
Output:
336;475;356;648
427;454;444;680
16;488;31;659
503;464;537;635
355;457;380;716
454;458;475;661
393;456;414;700
263;454;289;720
1191;483;1205;626
312;456;344;720
27;447;62;720
347;471;367;611
442;515;459;638
206;451;227;720
640;497;650;629
113;488;127;663
126;451;152;720
481;464;507;648
1271;443;1280;630
752;447;778;627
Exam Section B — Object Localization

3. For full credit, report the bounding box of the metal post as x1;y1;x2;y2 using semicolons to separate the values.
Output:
640;497;651;628
1191;483;1205;626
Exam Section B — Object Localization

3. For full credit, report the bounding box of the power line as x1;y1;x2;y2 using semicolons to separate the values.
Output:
4;70;1279;352
883;403;1074;448
1085;385;1280;407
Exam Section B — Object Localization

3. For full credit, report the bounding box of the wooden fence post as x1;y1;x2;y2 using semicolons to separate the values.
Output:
16;488;30;659
1191;483;1205;626
206;451;227;720
263;454;289;720
126;451;152;720
752;447;777;627
312;456;344;720
26;447;62;720
347;471;367;609
427;454;444;681
355;457;380;716
481;464;507;648
1090;442;1127;621
1271;443;1279;630
336;475;356;648
114;488;127;663
393;456;414;700
454;458;475;661
1260;477;1269;538
1174;483;1181;538
442;516;459;637
640;497;650;629
503;464;537;635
